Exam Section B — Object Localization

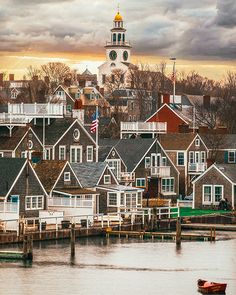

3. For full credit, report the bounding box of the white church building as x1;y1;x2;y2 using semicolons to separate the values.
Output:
98;11;133;88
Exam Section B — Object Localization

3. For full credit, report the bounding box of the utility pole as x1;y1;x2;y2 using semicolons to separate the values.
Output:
170;57;176;105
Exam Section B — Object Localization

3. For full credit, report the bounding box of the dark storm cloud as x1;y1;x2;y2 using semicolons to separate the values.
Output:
215;0;236;27
0;0;235;60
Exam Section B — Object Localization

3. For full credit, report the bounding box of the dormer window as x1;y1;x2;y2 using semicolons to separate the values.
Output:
104;175;111;184
64;172;71;182
195;138;200;147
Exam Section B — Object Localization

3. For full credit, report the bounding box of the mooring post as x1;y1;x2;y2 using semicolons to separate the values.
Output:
70;223;76;257
176;217;181;245
23;234;28;258
28;235;33;260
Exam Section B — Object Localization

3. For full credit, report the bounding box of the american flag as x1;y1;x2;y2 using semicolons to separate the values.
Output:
90;111;99;133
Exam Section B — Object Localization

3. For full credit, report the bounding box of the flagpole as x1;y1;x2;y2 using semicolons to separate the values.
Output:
96;104;99;162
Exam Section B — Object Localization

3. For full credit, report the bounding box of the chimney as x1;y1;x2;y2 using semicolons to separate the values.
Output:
199;126;209;134
96;85;100;92
9;74;14;81
0;73;3;87
44;76;50;85
216;126;228;134
163;93;170;105
100;87;104;96
203;95;210;109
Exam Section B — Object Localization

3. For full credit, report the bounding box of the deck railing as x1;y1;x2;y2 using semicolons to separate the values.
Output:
150;166;171;177
120;172;135;182
48;196;94;208
121;121;167;134
0;202;19;213
188;163;207;173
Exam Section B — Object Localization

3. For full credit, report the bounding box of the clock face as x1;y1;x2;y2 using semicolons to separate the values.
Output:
109;50;117;61
123;51;128;61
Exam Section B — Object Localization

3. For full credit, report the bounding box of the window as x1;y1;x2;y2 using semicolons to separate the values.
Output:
59;146;66;160
66;105;72;112
87;146;93;162
228;151;235;163
70;146;82;163
28;140;33;150
189;151;194;163
137;192;142;205
73;129;80;141
201;151;206;163
102;74;106;84
195;138;200;147
145;157;151;168
107;159;121;179
136;178;146;188
203;185;212;204
45;148;51;160
126;193;131;206
177;152;185;166
120;193;125;206
104;175;111;184
162;157;167;166
214;186;223;203
161;178;174;193
25;196;44;210
0;152;3;158
108;193;117;206
64;172;71;182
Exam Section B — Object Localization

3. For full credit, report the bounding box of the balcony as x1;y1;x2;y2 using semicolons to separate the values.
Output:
8;103;64;118
120;172;135;182
121;122;167;136
0;113;29;125
48;196;93;208
150;166;171;178
188;163;207;173
106;41;131;47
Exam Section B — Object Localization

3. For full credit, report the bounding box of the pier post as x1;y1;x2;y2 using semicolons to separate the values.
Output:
23;234;33;260
176;217;181;245
70;223;76;257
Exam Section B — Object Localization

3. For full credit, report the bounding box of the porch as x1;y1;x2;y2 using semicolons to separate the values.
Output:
120;121;167;138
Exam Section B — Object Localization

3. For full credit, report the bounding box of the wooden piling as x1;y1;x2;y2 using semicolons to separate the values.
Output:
23;234;33;260
70;223;75;257
176;217;181;245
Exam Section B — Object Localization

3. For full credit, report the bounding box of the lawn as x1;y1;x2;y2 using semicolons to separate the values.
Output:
178;207;231;217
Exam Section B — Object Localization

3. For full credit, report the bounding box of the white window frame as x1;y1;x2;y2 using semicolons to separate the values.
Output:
0;152;3;158
59;145;66;160
87;146;94;162
70;145;82;163
214;185;223;204
201;151;206;163
136;178;146;188
228;151;235;163
145;157;151;168
195;138;200;147
45;148;51;160
162;157;167;166
137;191;142;206
104;174;111;184
64;172;71;182
107;159;121;179
177;151;185;166
161;178;175;194
202;185;212;205
25;195;44;210
189;151;194;163
108;192;117;207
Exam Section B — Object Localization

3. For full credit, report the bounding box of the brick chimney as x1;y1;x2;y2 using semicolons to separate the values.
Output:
163;93;170;105
203;95;210;109
198;126;210;134
178;124;190;133
9;74;14;81
0;73;3;87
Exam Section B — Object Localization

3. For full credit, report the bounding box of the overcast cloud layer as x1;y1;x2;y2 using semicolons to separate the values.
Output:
0;0;235;60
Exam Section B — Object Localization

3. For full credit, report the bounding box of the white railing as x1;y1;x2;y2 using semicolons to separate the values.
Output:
188;163;207;172
121;122;167;133
150;166;170;177
0;202;19;213
0;113;30;124
48;196;93;208
177;200;193;208
106;41;131;47
8;103;64;117
120;172;135;182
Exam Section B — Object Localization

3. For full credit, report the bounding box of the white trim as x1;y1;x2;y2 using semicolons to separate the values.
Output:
161;177;175;194
202;184;212;205
25;195;44;210
105;147;127;170
0;152;3;157
136;178;146;188
104;174;111;184
228;151;235;163
70;145;82;163
145;103;189;124
59;145;66;160
213;185;224;204
177;151;185;166
64;172;71;182
158;141;180;175
53;85;75;102
13;130;28;153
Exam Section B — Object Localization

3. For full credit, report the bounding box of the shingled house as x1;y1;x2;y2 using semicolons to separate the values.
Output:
32;118;97;163
71;162;143;214
0;158;47;219
193;164;236;210
34;160;97;217
105;138;179;199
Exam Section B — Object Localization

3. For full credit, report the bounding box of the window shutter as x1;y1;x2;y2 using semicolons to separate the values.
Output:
224;151;228;163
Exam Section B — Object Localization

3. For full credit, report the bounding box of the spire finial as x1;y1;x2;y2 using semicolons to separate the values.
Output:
117;3;120;13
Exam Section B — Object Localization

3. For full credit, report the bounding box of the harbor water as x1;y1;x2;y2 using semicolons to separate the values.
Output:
0;234;236;295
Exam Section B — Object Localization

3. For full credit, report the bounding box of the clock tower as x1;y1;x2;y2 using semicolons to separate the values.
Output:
98;10;132;87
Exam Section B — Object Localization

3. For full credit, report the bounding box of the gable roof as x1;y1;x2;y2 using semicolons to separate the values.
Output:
34;160;67;192
0;127;27;150
114;138;156;171
215;164;236;183
159;133;196;150
0;158;26;196
200;134;236;150
32;118;75;145
98;138;119;162
71;162;108;188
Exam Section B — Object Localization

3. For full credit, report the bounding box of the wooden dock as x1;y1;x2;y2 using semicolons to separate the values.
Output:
182;223;236;231
106;229;216;242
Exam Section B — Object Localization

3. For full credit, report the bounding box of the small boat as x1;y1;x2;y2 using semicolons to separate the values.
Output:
198;279;227;294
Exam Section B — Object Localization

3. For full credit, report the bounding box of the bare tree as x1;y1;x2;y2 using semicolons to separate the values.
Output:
26;65;42;80
41;62;71;92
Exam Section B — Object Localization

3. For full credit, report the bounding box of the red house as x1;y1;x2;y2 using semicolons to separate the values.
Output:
146;103;190;133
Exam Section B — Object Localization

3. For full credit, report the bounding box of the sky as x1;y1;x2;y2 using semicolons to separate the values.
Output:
0;0;235;80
